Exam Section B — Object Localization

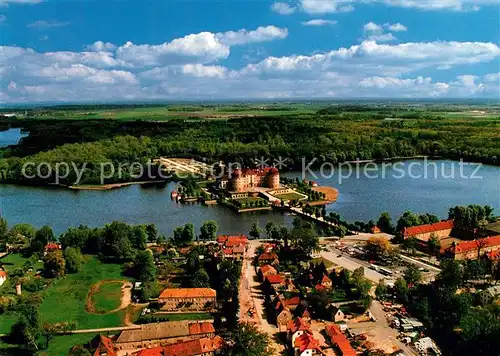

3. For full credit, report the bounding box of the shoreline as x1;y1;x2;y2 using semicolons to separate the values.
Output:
67;180;167;191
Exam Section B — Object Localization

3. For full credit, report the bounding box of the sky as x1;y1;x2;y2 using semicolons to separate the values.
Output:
0;0;499;103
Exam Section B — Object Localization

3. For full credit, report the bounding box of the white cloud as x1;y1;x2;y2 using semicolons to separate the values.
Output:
367;33;397;42
2;39;500;103
300;0;355;14
27;20;70;29
363;22;383;33
270;2;296;15
86;41;117;52
216;26;288;46
363;22;397;42
0;0;42;6
385;22;407;32
301;19;338;26
374;0;489;11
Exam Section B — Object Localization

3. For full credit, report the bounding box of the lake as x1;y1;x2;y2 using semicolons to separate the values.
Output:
0;128;27;147
0;160;498;236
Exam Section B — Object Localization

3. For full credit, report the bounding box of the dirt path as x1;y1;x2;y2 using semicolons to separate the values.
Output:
86;280;133;315
239;241;284;356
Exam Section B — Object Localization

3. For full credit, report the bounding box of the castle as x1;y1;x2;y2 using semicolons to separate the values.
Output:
230;167;280;192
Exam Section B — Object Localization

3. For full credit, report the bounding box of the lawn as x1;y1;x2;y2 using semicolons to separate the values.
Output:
273;192;307;201
39;256;130;329
41;334;95;356
0;312;19;334
90;281;124;313
0;253;30;272
311;257;335;269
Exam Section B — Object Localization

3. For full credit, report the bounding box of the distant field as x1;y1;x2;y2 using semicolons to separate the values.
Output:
39;256;129;329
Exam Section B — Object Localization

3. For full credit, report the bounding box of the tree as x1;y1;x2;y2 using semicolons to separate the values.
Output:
438;259;464;289
365;236;392;261
69;345;91;356
0;217;8;240
43;250;66;278
134;250;156;282
200;220;218;241
377;212;393;233
394;277;409;302
402;236;418;256
146;223;158;243
31;225;55;253
375;280;388;300
403;264;422;287
265;221;278;240
427;233;441;257
64;247;84;273
102;221;135;260
249;221;262;240
131;225;148;250
173;223;195;246
192;268;210;288
290;218;319;256
10;300;42;350
228;322;271;356
10;223;36;241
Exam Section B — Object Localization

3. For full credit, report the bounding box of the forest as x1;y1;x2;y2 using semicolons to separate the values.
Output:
1;103;499;186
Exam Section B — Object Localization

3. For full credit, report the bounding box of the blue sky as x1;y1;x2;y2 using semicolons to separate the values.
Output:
1;0;499;103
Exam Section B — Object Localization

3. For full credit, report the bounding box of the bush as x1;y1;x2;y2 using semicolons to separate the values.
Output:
23;278;45;292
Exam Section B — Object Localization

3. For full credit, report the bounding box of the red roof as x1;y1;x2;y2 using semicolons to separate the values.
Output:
315;284;327;291
258;252;278;261
321;275;332;284
0;271;7;278
93;335;116;356
188;322;216;335
287;317;312;334
44;243;61;251
259;264;277;275
159;288;216;299
134;336;223;356
403;220;454;237
452;235;500;254
285;296;301;307
294;333;322;353
326;324;356;356
265;274;285;285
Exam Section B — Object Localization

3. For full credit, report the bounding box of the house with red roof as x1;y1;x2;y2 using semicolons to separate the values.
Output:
294;305;312;322
287;317;312;346
158;288;217;312
258;264;278;281
320;275;332;289
0;270;7;287
444;235;500;260
43;243;62;256
293;333;323;356
403;220;454;242
325;324;356;356
257;252;279;266
91;335;116;356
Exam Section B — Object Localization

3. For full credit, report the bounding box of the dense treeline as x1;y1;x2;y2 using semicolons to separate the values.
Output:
1;110;499;185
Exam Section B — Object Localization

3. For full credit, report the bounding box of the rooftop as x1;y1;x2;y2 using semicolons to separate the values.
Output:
452;235;500;254
294;333;322;353
326;324;357;356
265;274;285;285
133;336;223;356
403;220;454;237
158;288;217;299
116;321;215;343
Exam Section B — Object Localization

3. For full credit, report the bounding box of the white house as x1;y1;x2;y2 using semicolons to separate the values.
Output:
0;270;7;286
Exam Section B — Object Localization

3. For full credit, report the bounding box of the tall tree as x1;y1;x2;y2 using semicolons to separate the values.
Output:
249;221;262;240
403;264;422;287
228;323;271;356
377;212;393;233
145;223;158;243
134;250;156;282
200;220;218;241
43;250;66;278
64;247;84;273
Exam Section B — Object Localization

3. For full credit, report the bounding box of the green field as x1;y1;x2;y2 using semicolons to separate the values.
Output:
90;281;124;313
41;334;94;356
0;313;19;334
273;192;307;201
39;257;130;329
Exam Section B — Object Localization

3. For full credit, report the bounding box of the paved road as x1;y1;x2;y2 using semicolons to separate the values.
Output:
320;247;394;284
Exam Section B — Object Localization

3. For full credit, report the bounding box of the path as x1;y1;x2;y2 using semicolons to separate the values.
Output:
239;240;284;355
86;280;133;315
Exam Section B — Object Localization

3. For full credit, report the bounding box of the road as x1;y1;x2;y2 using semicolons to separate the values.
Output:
320;247;395;285
239;240;284;355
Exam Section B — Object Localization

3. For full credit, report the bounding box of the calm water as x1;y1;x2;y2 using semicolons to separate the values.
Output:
0;128;27;147
0;160;498;236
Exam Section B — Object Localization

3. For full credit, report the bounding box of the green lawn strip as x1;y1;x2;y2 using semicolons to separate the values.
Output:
91;281;123;313
39;256;130;330
41;334;95;356
0;312;19;334
273;192;306;201
0;253;29;271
